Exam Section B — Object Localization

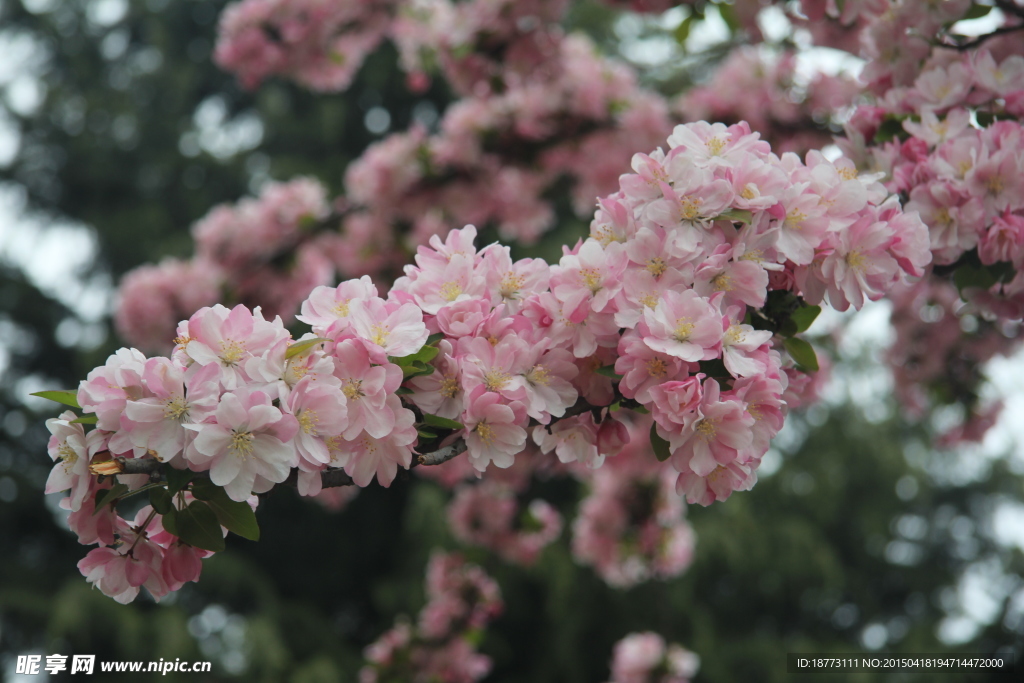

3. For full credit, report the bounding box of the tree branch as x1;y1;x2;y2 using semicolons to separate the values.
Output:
934;23;1024;51
417;439;467;466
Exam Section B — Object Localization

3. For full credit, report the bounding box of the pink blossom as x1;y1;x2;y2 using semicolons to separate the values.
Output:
640;290;723;362
346;297;429;362
46;412;104;512
462;386;527;471
337;395;416;487
78;347;149;432
664;379;754;477
331;339;403;440
185;388;299;501
297;276;379;335
182;304;290;389
122;359;220;464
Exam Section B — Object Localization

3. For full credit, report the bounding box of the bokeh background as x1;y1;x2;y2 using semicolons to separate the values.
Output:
1;0;1023;681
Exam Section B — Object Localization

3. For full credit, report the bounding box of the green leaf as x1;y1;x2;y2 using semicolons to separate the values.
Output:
874;116;908;144
189;478;260;540
783;337;819;372
790;304;822;334
673;14;695;45
149;487;173;515
650;423;672;462
161;509;179;536
69;415;98;424
417;429;438;440
93;483;129;515
30;390;80;409
164;467;193;495
631;405;650;414
174;501;227;552
285;337;331;360
207;498;259;542
422;413;465;430
400;362;434;379
719;209;753;224
390;344;439;366
718;2;740;33
954;261;1014;292
697;357;730;380
188;477;222;502
595;365;622;381
395;387;414;395
961;3;992;20
426;332;445;346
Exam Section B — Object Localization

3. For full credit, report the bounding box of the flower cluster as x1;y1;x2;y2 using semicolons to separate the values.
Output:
816;0;1024;441
47;410;214;604
360;552;502;683
391;0;572;95
606;632;699;683
214;0;397;91
51;120;934;605
116;178;336;351
342;31;672;245
571;416;695;587
676;46;862;156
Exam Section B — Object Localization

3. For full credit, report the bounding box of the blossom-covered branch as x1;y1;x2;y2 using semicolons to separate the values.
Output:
41;119;931;604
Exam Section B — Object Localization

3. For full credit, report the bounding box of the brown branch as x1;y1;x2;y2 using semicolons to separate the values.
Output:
934;23;1024;51
417;439;467;466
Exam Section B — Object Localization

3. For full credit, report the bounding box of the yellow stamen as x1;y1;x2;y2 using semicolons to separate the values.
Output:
646;358;668;379
527;365;550;386
163;396;190;421
219;339;247;366
370;324;390;347
440;375;459;399
476;421;495;445
342;379;364;401
706;137;726;156
230;430;255;459
785;210;807;231
440;282;463;302
579;268;603;293
499;272;525;299
57;442;78;473
673;318;694;342
646;257;667;277
711;273;733;292
846;250;868;272
298;409;318;436
483;369;512;392
695;418;717;440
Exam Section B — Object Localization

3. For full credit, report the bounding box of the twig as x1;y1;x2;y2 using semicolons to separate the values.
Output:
934;23;1024;51
417;439;467;466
